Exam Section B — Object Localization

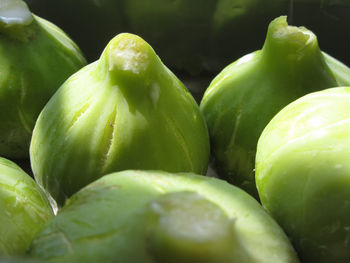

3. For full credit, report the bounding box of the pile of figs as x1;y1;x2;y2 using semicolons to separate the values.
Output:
2;0;350;262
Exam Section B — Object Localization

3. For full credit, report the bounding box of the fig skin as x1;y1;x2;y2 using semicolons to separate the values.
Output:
0;0;87;159
256;87;350;263
30;33;210;206
29;170;300;263
0;157;53;255
0;257;44;263
200;16;350;198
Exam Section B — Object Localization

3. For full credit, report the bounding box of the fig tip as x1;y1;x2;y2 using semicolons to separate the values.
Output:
106;33;156;76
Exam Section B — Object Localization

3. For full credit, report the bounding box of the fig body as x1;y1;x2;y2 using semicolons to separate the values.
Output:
0;157;53;255
29;170;299;263
200;16;350;198
0;0;86;159
0;257;43;263
30;33;210;206
256;87;350;263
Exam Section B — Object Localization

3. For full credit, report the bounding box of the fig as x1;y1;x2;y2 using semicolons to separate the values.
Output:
0;257;43;263
30;33;210;206
0;157;53;255
256;87;350;263
200;16;350;198
29;170;299;263
0;0;87;159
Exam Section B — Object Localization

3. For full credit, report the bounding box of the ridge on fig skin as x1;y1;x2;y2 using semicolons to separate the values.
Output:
100;106;117;172
99;35;196;173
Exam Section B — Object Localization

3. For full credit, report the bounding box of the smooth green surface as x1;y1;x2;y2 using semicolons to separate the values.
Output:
0;257;43;263
256;87;350;263
0;0;87;159
30;33;210;206
0;157;53;255
200;16;350;198
29;170;299;263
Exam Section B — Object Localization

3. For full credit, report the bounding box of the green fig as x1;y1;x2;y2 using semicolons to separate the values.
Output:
0;157;53;255
200;16;350;198
0;257;43;263
256;87;350;263
29;170;299;263
30;33;210;206
0;0;87;159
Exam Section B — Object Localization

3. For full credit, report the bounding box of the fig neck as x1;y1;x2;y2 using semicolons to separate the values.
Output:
98;33;162;106
260;16;332;78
